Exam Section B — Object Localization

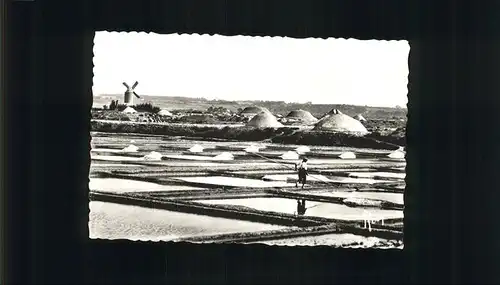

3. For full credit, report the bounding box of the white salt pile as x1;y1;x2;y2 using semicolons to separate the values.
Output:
122;106;137;113
143;151;163;161
246;111;283;128
158;109;173;116
388;149;405;159
212;152;234;161
189;145;204;153
314;109;368;134
280;151;299;160
339;152;356;159
244;145;261;153
295;146;310;154
121;144;139;152
348;172;406;180
343;197;382;207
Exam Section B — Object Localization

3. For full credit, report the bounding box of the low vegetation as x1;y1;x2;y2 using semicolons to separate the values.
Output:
364;119;406;134
133;102;162;113
270;131;400;149
91;110;131;121
170;114;218;124
91;120;403;150
366;128;406;147
104;100;162;113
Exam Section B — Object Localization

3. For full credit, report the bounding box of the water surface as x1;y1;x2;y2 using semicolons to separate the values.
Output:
91;155;143;162
175;176;294;188
196;197;403;221
89;201;284;241
347;172;406;180
299;190;404;205
89;178;204;193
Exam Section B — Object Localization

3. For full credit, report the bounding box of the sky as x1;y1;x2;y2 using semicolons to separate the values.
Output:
93;32;409;108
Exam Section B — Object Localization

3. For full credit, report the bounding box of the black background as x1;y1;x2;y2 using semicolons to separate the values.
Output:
5;0;500;284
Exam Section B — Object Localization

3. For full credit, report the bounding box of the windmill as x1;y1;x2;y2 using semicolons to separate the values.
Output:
122;81;140;105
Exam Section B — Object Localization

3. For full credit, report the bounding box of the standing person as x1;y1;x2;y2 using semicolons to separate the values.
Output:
295;157;308;188
296;200;302;216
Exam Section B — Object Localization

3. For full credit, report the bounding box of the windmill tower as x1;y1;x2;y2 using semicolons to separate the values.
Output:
122;81;140;105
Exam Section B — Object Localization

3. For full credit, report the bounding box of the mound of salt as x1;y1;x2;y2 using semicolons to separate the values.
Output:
244;145;261;153
122;106;137;113
280;151;299;160
121;144;139;152
240;106;271;117
295;146;310;154
314;109;368;134
212;152;234;161
143;151;163;161
158;109;173;116
388;149;405;159
343;197;382;207
189;144;204;153
285;110;318;124
339;152;356;159
246;112;283;128
354;114;367;122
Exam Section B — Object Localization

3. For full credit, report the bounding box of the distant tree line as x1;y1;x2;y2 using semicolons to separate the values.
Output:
134;102;161;113
206;106;231;114
104;100;161;113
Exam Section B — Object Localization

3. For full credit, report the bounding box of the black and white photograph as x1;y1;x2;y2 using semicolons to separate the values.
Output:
89;31;408;248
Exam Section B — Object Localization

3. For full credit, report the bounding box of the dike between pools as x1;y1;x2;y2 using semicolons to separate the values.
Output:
89;191;403;243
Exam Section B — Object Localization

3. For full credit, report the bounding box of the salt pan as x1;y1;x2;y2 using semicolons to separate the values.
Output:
348;172;405;180
175;176;293;188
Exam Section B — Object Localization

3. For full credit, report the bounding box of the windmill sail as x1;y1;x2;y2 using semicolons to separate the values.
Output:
122;81;139;105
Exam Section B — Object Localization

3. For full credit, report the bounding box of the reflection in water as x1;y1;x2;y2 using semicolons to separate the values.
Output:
196;197;403;221
296;199;307;216
299;190;404;205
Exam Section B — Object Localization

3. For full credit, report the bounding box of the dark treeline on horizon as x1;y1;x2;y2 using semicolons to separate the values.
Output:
96;94;407;110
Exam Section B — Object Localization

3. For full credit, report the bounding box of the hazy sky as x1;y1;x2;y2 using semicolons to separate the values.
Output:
93;32;409;107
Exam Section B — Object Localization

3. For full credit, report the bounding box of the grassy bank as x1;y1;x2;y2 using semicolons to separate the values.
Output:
91;120;404;150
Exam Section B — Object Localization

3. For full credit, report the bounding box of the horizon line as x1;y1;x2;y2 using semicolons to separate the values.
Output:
94;93;407;109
